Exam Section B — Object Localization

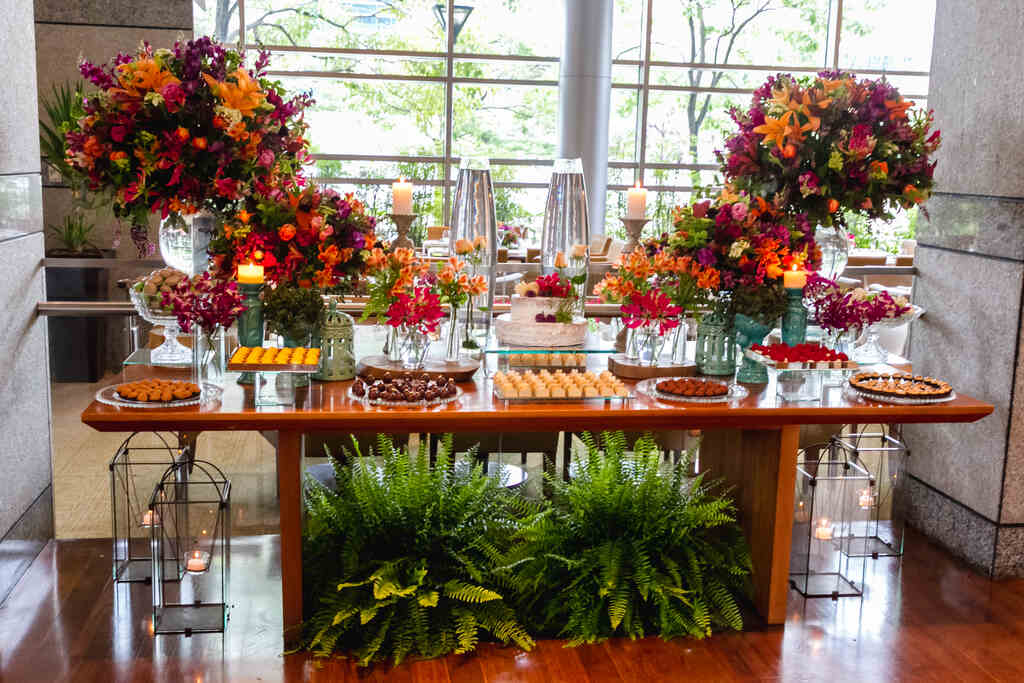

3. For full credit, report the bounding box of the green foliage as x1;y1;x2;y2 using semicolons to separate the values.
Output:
262;283;325;340
731;283;787;325
47;213;97;253
302;434;535;665
39;82;84;183
504;431;751;645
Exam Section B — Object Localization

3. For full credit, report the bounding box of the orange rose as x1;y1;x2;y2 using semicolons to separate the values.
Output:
278;224;296;241
192;137;208;150
827;198;840;213
554;251;568;268
176;127;190;141
454;238;473;255
473;234;487;250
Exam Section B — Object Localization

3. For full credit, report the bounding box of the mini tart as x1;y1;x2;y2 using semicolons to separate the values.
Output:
848;372;952;399
656;378;729;398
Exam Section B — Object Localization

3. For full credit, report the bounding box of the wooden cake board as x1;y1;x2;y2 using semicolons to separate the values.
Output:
608;354;697;380
356;355;480;383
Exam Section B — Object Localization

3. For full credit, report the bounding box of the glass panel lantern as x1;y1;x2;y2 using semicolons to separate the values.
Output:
109;432;186;583
834;428;909;558
150;460;231;635
790;443;872;599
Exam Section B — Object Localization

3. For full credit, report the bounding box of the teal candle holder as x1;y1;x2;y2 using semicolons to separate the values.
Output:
781;287;807;345
236;281;264;385
734;313;772;384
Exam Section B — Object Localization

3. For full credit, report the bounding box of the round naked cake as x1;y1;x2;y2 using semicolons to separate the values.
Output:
848;372;952;400
495;295;587;347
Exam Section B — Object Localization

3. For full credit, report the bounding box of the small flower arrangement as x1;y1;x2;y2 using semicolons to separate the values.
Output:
385;286;444;336
160;271;246;336
718;71;941;227
437;256;486;312
454;235;488;266
804;273;911;333
621;289;682;337
210;184;377;289
261;282;326;341
498;224;526;248
361;247;431;320
515;272;578;323
66;38;312;255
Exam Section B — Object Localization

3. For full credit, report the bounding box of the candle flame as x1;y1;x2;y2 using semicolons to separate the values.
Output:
399;176;406;183
634;180;641;189
817;518;829;526
193;550;200;559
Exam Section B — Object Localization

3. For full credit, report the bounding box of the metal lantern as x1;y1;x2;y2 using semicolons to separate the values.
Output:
790;442;872;599
313;296;356;381
109;432;187;583
150;460;231;635
833;427;910;558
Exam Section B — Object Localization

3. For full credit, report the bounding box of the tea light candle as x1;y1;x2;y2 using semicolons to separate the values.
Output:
626;181;647;219
392;177;413;215
237;262;264;284
858;489;874;509
185;549;210;573
140;509;159;527
783;265;807;290
795;500;810;523
814;518;833;540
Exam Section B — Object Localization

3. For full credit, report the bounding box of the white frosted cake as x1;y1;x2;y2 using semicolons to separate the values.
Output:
496;296;587;347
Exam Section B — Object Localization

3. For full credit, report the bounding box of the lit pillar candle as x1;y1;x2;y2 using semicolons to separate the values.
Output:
626;181;647;219
783;265;807;289
814;518;833;540
858;489;874;509
392;176;413;215
185;549;210;573
237;262;264;284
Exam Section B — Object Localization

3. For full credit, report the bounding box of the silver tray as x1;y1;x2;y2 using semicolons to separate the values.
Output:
348;384;462;408
636;377;748;404
845;385;956;405
95;381;221;409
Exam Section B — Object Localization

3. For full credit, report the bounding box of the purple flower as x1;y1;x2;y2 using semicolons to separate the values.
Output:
696;248;715;266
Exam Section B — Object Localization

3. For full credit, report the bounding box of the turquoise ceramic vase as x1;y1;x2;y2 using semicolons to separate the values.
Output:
734;313;772;383
781;288;807;345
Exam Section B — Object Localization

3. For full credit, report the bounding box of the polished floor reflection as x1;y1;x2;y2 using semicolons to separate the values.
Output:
1;527;1022;682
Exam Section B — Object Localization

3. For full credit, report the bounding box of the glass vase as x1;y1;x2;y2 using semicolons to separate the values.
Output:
670;318;688;365
734;313;773;383
541;158;590;314
386;325;401;363
159;210;216;276
816;224;850;281
450;157;497;340
636;326;667;367
397;325;431;370
445;310;460;362
282;331;313;387
193;326;226;399
624;327;641;361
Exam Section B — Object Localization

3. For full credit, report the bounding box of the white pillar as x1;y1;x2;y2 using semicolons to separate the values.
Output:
558;0;613;235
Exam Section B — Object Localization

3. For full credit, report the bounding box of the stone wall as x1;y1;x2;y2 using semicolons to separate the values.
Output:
905;0;1024;577
0;0;53;604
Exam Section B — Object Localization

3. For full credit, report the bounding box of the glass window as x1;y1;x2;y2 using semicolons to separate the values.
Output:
839;0;936;74
453;0;565;57
451;83;558;160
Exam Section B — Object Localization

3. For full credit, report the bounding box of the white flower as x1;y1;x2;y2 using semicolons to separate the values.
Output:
729;239;749;259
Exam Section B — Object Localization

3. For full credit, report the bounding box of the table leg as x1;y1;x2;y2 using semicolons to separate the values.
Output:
699;425;799;625
277;429;304;646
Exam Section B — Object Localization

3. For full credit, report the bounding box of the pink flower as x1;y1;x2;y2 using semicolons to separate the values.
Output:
110;126;128;142
258;148;275;168
731;202;748;221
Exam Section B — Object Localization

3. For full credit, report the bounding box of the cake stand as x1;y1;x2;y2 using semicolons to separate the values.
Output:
129;286;192;365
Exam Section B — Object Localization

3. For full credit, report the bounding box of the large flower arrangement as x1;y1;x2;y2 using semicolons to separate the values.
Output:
66;38;312;255
718;71;941;226
640;192;818;323
209;185;377;290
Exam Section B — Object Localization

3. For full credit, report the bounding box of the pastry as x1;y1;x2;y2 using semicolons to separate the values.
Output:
656;378;729;398
848;372;952;399
115;379;200;403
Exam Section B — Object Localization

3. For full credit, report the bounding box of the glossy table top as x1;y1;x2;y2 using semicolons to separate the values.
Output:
82;362;993;434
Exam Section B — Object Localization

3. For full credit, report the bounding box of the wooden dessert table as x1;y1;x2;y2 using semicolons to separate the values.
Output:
82;363;992;644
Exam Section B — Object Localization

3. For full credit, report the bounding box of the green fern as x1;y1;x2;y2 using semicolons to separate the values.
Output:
504;430;752;644
301;434;534;665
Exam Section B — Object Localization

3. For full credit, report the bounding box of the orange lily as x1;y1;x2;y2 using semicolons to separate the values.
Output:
884;98;913;120
202;68;266;118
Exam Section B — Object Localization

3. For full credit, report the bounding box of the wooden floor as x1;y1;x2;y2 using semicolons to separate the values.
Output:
2;530;1023;682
